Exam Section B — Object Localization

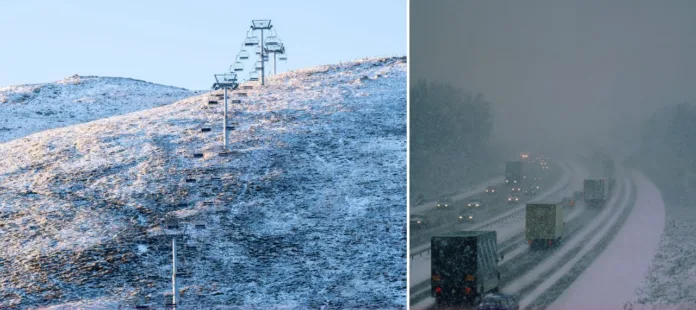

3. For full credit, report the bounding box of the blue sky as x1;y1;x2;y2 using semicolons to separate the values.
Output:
0;0;406;90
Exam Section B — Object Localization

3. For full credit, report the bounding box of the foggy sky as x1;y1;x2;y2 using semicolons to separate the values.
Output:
411;0;696;156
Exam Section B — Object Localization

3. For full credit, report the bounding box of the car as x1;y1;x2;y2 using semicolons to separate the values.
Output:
561;197;576;207
410;215;429;229
573;191;583;200
532;176;542;182
510;186;521;193
467;198;483;208
477;293;520;310
458;213;474;223
524;187;537;196
485;186;498;195
507;195;520;204
436;197;453;210
531;185;540;190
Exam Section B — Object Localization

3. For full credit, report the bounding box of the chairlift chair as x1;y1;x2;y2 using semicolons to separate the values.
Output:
255;46;262;55
239;50;249;60
279;53;287;61
254;61;263;70
232;61;244;72
265;35;280;46
244;31;259;46
249;71;259;81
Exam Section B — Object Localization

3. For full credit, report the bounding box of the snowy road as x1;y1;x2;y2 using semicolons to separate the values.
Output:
550;171;665;309
410;162;649;310
410;161;567;255
411;176;504;214
409;160;585;308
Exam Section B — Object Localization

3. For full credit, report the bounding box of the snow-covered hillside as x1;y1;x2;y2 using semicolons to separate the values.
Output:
0;57;406;309
0;75;196;143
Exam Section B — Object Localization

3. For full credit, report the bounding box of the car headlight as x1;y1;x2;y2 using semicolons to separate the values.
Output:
468;204;472;207
514;180;517;183
508;198;512;201
437;204;441;207
475;204;480;207
515;198;519;201
468;216;473;219
492;190;495;192
506;180;509;183
459;216;463;219
486;190;489;192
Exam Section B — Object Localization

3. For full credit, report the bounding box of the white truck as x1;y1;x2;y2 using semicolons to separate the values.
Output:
525;202;564;248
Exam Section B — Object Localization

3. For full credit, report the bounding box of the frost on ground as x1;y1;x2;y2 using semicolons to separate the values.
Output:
0;57;407;309
0;75;196;143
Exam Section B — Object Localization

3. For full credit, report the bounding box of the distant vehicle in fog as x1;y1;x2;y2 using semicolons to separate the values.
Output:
458;213;475;223
510;186;521;193
507;195;520;204
485;185;498;195
505;161;523;186
583;178;610;207
573;191;583;200
436;197;453;210
561;197;576;207
467;198;483;208
524;187;538;196
410;214;429;229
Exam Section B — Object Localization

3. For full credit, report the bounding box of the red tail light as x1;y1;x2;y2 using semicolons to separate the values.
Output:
465;287;472;294
528;240;532;244
435;287;442;294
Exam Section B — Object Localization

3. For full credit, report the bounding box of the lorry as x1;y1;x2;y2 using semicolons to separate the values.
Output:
525;202;564;248
583;178;610;207
431;231;503;306
505;161;523;186
602;159;616;191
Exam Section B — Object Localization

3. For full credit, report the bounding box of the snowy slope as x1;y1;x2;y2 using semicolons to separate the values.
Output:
0;57;406;309
0;75;196;143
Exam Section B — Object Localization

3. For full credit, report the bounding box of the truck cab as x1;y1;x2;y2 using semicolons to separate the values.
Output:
431;231;503;306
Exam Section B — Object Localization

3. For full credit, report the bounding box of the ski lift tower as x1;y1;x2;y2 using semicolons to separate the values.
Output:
250;20;272;85
212;73;238;149
265;39;285;76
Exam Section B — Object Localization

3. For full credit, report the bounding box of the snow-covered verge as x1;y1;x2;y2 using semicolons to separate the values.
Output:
0;57;406;309
0;75;196;143
624;179;696;309
552;171;665;309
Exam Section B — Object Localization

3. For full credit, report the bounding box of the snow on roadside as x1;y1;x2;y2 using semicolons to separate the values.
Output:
625;179;696;309
551;171;665;309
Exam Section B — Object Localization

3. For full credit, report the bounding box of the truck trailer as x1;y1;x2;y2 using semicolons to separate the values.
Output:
583;178;610;207
505;161;523;186
431;231;502;306
525;202;564;249
602;159;616;191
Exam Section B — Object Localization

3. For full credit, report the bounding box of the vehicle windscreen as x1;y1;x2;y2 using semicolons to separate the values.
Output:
432;238;476;278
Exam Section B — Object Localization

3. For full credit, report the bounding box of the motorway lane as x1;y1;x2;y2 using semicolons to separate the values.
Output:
412;175;634;310
410;161;565;250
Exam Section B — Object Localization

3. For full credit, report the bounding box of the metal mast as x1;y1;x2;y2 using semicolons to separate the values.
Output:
172;238;177;308
251;20;273;85
213;73;238;149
